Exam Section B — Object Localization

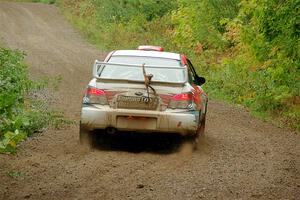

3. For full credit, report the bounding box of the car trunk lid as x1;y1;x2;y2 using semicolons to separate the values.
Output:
96;81;182;111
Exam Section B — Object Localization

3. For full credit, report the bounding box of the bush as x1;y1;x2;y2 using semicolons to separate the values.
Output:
209;0;300;130
59;0;177;50
0;47;67;153
171;0;240;53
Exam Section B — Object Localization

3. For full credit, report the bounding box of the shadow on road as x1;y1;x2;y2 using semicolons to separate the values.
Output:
90;130;197;154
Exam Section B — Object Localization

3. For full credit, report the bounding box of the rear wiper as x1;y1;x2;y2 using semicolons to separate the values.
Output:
142;63;157;99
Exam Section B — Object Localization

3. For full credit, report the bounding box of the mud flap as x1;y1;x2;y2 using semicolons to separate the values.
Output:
194;110;206;150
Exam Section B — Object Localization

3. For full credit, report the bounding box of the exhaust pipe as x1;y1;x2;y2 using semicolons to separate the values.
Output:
106;127;117;134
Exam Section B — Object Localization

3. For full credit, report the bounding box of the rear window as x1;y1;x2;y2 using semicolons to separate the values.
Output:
108;56;182;67
98;56;186;83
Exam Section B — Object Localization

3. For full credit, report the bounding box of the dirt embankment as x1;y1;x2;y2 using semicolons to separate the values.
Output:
0;2;299;200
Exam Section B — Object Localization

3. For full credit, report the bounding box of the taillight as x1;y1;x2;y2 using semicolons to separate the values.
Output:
83;87;108;105
168;93;195;109
172;93;193;101
86;88;105;96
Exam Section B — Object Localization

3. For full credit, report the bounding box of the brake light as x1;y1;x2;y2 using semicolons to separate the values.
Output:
172;93;193;101
83;87;108;105
169;93;195;109
86;88;105;96
137;45;164;51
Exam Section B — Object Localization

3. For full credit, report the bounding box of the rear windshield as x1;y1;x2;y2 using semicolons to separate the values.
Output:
109;56;182;67
98;56;186;83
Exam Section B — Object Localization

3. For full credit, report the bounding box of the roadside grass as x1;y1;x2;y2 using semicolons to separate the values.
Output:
0;47;72;154
7;170;26;178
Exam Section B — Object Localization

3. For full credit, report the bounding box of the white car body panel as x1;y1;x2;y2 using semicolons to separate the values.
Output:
81;105;199;135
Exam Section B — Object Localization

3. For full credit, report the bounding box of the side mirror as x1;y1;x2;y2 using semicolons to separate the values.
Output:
194;75;206;86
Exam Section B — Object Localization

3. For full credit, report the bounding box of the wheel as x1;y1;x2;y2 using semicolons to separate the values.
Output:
79;122;93;148
197;101;207;135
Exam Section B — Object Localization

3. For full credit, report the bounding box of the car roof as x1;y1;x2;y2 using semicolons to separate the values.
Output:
112;50;181;60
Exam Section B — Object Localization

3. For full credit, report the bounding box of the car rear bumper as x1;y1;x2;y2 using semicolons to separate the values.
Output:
80;105;199;136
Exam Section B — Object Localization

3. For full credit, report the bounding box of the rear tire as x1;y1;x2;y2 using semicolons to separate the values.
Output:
197;115;206;136
79;122;93;149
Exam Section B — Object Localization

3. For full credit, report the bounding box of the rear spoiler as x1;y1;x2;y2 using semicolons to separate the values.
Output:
92;60;187;81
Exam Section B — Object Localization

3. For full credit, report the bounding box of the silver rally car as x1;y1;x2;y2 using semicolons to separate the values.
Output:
80;46;208;145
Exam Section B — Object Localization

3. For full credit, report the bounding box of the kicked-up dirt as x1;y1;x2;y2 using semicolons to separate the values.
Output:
0;2;299;200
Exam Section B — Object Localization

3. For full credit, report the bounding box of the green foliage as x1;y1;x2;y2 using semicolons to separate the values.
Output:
8;170;26;178
91;0;177;23
60;0;177;50
207;0;300;130
59;0;300;131
0;47;68;153
171;0;240;53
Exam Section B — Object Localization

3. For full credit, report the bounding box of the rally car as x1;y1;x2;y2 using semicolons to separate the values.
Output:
80;45;208;146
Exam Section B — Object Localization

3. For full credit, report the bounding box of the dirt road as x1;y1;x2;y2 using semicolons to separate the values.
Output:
0;2;299;200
